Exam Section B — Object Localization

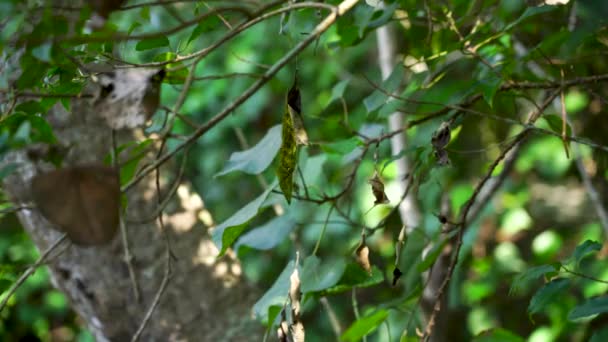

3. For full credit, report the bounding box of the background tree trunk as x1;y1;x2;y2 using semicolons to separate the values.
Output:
3;95;263;341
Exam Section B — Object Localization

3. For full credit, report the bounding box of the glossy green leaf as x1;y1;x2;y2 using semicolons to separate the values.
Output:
341;309;389;342
216;125;282;176
320;263;383;295
212;183;275;256
528;278;569;316
570;240;602;266
569;296;608;320
234;214;296;252
300;256;346;293
135;36;170;51
510;264;560;295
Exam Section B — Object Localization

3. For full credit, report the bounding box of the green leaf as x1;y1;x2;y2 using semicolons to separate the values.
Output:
276;114;297;204
234;214;296;252
253;261;295;321
473;328;525;342
326;79;351;107
320;263;383;295
341;309;389;342
135;36;170;51
321;137;363;155
188;16;221;45
504;6;556;32
528;278;569;317
300;256;346;293
543;114;573;137
363;66;402;113
510;264;560;295
479;73;502;107
211;183;276;256
216;125;282;176
570;240;602;266
119;139;154;185
569;296;608;320
417;239;448;272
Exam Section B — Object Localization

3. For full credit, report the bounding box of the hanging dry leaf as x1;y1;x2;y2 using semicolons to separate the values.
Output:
355;239;372;275
278;310;289;342
368;171;389;204
287;80;309;146
434;148;450;166
289;267;302;318
431;121;451;149
94;68;165;129
290;320;305;342
31;165;120;246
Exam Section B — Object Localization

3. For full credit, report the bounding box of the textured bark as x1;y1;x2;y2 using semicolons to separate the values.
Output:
3;91;263;341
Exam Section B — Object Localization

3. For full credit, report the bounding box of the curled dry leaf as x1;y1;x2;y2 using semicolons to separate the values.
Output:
356;239;372;275
434;147;450;166
431;121;451;149
94;68;165;129
392;267;403;286
289;268;301;318
31;165;121;246
368;171;389;205
432;121;451;166
290;320;305;342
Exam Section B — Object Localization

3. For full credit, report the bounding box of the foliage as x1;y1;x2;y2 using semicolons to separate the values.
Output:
1;0;608;341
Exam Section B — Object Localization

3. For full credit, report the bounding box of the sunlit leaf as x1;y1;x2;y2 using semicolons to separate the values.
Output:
211;183;275;256
216;125;282;177
234;214;296;252
341;309;389;342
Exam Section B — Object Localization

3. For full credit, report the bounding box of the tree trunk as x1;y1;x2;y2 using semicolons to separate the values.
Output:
3;94;263;341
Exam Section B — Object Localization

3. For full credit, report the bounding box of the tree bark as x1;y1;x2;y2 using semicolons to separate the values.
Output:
3;93;263;341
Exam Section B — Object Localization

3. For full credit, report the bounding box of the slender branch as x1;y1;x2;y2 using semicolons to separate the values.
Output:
422;89;561;340
122;0;360;193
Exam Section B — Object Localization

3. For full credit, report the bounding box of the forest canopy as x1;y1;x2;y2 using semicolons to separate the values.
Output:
1;0;608;341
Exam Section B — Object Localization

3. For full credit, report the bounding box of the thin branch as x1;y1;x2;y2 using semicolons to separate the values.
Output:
112;131;141;303
0;234;67;313
122;0;359;193
422;89;561;340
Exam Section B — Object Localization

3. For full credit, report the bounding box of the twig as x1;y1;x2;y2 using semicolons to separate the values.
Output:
421;89;561;340
0;234;67;313
112;131;141;303
131;142;174;342
122;0;359;193
320;297;342;341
